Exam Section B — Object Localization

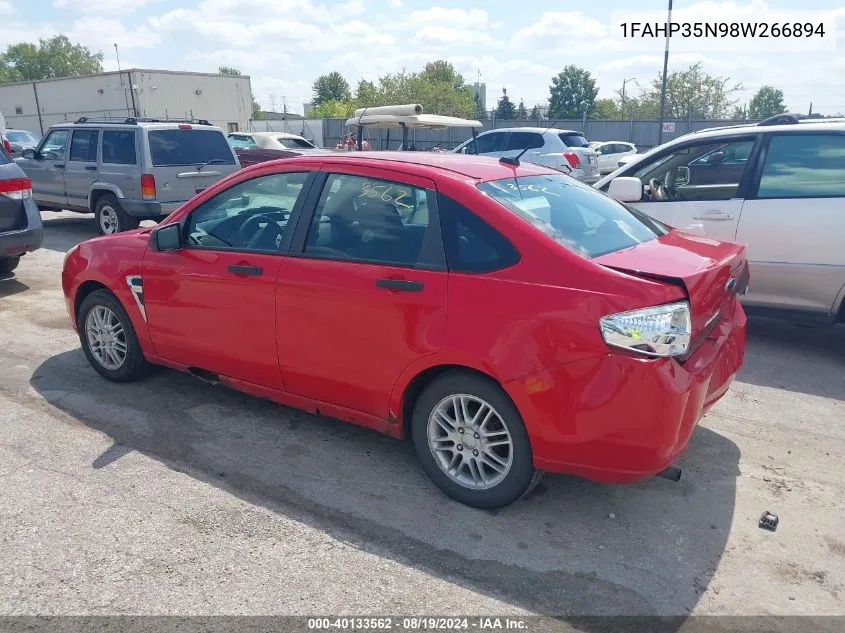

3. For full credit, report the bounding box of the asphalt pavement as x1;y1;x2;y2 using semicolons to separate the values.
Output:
1;212;843;623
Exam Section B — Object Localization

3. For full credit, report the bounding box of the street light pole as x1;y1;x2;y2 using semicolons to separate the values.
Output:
657;0;673;145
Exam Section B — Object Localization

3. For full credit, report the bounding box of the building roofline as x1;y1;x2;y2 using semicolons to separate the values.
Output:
0;68;251;88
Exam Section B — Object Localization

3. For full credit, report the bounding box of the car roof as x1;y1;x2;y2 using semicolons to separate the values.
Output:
248;131;306;139
685;118;845;140
270;151;554;180
483;127;582;135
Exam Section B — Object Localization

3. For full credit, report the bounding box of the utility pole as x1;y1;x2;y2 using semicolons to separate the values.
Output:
657;0;673;145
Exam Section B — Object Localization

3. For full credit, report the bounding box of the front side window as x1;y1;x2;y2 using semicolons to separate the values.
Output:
479;175;667;259
471;132;506;154
505;132;544;152
69;129;99;162
756;134;845;199
630;138;755;202
102;130;137;165
304;173;444;269
148;129;236;166
41;129;69;157
187;172;309;252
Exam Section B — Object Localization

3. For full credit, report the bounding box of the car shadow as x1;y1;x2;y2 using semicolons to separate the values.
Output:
30;350;740;625
39;214;98;252
0;276;28;299
739;317;845;400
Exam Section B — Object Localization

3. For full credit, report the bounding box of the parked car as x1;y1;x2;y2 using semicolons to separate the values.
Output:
62;151;747;508
617;154;638;169
4;129;41;158
452;127;601;184
0;142;42;275
234;147;335;168
596;114;845;325
228;132;318;151
16;117;240;235
590;141;637;174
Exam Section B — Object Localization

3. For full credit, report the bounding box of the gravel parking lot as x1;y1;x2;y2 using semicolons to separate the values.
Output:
1;212;844;621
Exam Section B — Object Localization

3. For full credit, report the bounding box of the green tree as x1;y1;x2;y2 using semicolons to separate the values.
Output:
495;87;515;119
473;91;488;119
529;104;542;120
355;79;379;105
311;99;356;118
591;98;620;119
1;35;103;82
635;63;742;120
748;86;787;119
420;60;465;91
515;99;528;120
218;66;262;120
312;71;351;106
548;66;598;119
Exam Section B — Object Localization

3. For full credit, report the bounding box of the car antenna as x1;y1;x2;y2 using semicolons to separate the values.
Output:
500;121;559;167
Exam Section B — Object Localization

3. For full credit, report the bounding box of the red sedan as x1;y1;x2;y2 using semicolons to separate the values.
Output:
61;152;747;508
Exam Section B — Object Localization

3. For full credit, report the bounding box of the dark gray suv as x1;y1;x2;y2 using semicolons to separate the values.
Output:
17;118;241;235
0;144;42;275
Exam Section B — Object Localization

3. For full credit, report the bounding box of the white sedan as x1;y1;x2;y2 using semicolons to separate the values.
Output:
590;141;638;174
228;132;317;151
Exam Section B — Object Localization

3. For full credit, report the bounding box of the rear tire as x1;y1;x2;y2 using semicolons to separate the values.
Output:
78;289;150;382
94;194;139;236
0;256;20;275
411;371;536;509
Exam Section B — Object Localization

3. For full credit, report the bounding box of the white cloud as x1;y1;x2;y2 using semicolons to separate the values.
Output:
408;7;488;29
390;0;402;6
69;16;162;51
53;0;163;13
491;21;503;29
0;0;13;14
512;11;606;46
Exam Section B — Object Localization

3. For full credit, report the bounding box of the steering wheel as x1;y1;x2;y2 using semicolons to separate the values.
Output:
648;178;680;202
237;214;278;247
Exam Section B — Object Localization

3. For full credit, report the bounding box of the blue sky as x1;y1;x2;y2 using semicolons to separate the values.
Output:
2;0;843;115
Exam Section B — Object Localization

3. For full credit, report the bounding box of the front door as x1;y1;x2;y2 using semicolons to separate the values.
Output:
64;128;99;211
622;136;758;243
736;132;845;315
141;170;315;389
276;168;448;418
23;128;70;207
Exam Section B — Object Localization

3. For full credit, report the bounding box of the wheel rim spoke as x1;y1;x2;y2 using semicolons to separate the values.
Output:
427;393;513;491
84;305;127;371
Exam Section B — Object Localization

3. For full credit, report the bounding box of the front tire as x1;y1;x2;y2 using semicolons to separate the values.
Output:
78;289;150;382
94;194;139;236
411;372;537;509
0;256;20;275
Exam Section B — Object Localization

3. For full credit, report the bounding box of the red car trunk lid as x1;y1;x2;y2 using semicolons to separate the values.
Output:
594;231;747;338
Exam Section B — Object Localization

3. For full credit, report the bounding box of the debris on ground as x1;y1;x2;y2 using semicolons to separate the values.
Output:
759;511;779;532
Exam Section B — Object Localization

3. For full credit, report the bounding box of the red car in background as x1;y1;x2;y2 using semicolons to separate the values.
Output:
61;152;747;508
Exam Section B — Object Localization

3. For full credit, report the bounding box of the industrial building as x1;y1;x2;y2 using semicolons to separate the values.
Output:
0;69;254;136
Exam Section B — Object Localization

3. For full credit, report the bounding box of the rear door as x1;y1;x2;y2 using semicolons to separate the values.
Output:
146;127;240;206
63;128;99;211
276;167;448;418
736;131;845;316
22;128;70;207
596;143;618;173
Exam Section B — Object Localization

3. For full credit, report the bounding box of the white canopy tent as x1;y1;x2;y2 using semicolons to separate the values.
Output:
344;105;481;150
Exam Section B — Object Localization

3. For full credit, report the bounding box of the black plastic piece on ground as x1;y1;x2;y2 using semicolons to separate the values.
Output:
759;511;779;531
656;466;682;482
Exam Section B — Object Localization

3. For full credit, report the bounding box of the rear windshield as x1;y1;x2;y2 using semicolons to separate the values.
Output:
478;175;667;259
278;137;314;149
6;131;39;144
148;129;236;167
560;133;589;148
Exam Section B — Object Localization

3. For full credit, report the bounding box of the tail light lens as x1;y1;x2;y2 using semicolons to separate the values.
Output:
141;174;156;200
563;152;581;169
178;124;192;130
2;138;11;156
0;177;32;200
599;302;691;357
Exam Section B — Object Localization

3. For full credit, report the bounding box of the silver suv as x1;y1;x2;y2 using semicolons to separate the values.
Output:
452;127;600;184
16;118;240;234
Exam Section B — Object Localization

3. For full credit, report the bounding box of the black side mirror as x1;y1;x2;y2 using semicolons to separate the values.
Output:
152;224;183;251
21;149;36;159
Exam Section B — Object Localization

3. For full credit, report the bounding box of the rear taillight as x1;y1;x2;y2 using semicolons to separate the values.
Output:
178;124;192;130
2;138;11;155
0;177;32;200
563;152;581;169
599;301;691;358
141;174;156;200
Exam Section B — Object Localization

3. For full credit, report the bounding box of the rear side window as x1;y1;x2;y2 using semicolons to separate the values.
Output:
69;129;99;162
278;137;314;149
438;194;519;273
560;133;589;148
102;130;137;165
757;134;845;199
148;129;236;166
505;132;544;151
